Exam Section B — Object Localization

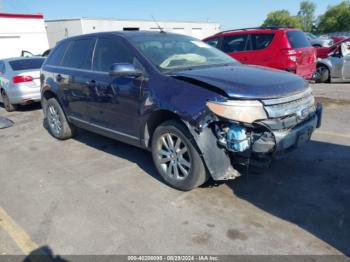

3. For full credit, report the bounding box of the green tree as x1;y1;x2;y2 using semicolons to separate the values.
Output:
317;1;350;33
262;10;302;28
298;1;316;32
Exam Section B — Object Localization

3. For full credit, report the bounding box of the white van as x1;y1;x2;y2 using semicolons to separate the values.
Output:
0;13;49;59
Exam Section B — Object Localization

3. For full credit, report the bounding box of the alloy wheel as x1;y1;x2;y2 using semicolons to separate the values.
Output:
156;133;192;181
47;105;62;136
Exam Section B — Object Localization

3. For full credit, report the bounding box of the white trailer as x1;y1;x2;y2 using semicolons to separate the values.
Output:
46;18;220;48
0;13;49;59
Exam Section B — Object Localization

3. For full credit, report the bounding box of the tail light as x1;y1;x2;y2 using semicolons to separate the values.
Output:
12;75;33;84
281;49;298;62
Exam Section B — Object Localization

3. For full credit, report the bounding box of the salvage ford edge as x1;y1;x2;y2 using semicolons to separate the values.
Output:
40;31;322;191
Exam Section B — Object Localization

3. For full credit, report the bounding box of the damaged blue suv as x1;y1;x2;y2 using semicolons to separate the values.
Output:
41;31;322;191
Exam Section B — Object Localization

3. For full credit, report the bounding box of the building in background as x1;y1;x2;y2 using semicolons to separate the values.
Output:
0;13;49;59
45;17;220;47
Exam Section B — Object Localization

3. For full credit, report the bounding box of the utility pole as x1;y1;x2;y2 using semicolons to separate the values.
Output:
0;0;4;13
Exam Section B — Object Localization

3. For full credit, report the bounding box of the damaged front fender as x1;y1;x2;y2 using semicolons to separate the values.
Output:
185;121;241;181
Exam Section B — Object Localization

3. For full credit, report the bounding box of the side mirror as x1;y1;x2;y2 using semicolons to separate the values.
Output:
109;63;143;78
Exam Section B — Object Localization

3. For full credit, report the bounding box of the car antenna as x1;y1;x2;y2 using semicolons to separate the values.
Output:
151;15;166;33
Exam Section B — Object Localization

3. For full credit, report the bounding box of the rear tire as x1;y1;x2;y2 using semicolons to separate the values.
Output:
151;120;208;191
45;98;75;140
1;91;17;112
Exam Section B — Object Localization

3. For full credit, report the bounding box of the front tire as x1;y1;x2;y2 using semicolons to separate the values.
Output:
315;65;330;83
1;91;17;112
151;120;208;191
45;98;75;140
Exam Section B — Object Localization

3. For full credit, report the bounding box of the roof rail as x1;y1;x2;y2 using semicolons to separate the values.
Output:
216;26;293;35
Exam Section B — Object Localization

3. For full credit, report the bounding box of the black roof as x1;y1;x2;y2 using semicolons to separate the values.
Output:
62;30;178;41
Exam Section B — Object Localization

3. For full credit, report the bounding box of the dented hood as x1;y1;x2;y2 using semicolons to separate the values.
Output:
173;65;308;100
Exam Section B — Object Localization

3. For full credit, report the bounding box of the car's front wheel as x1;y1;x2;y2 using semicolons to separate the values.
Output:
315;65;330;83
45;98;75;140
152;120;208;191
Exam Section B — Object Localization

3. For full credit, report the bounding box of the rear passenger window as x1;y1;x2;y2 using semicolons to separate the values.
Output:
93;38;134;72
61;38;95;69
205;37;220;48
287;31;311;48
221;35;249;53
252;34;275;50
46;41;68;66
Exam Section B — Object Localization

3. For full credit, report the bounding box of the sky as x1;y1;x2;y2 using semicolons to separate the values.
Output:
1;0;343;30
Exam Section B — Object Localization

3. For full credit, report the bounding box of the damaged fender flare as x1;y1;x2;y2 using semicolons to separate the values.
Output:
183;121;240;181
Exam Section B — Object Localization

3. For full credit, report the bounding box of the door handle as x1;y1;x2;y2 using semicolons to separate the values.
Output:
56;74;64;82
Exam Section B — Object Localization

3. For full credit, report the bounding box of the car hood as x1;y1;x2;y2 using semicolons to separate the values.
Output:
172;65;308;100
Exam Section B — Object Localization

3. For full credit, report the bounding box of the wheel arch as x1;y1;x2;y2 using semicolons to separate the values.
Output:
41;89;59;116
317;61;331;71
143;109;183;148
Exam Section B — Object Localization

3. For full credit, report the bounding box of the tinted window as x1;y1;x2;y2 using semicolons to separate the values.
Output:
287;31;311;48
9;59;45;71
61;38;95;69
0;62;5;74
252;34;275;50
46;42;68;66
93;38;134;72
221;34;249;53
205;37;220;48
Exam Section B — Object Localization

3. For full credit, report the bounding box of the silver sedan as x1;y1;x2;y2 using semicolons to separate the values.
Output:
306;33;333;48
316;40;350;83
0;57;45;112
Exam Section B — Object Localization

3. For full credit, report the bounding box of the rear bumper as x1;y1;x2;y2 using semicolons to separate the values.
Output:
6;85;41;104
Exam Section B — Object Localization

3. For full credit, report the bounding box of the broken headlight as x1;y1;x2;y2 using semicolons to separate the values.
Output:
207;100;267;124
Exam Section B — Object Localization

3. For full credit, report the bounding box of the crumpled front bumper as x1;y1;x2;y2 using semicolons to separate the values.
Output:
252;103;323;154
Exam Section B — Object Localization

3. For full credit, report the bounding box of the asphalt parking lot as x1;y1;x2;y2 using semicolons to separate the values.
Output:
0;83;349;256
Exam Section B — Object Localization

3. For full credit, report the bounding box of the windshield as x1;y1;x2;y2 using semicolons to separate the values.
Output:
129;34;238;72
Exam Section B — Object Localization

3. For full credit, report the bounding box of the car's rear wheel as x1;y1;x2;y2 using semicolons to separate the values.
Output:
1;91;17;112
151;120;208;191
45;98;75;140
315;65;330;83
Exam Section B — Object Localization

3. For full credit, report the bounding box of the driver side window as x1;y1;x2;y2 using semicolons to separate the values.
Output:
93;37;135;72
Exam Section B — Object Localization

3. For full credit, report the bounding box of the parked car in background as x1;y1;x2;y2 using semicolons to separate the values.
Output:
305;33;333;47
204;27;316;80
41;31;322;191
0;57;45;111
331;35;347;44
316;38;350;59
315;40;350;83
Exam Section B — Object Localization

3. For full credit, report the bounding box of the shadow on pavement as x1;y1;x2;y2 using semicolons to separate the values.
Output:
69;128;350;255
0;102;41;112
227;140;350;255
73;129;162;183
24;246;68;262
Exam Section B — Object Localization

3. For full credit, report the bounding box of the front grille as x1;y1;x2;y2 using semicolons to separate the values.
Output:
262;88;315;119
